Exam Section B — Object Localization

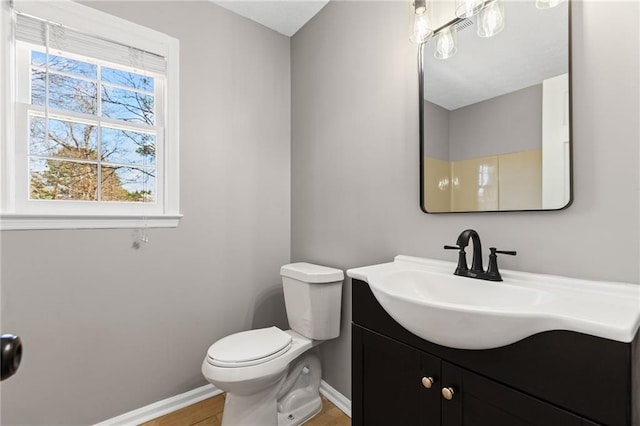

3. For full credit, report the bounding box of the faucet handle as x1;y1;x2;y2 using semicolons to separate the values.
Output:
493;248;517;256
444;245;468;273
487;247;516;281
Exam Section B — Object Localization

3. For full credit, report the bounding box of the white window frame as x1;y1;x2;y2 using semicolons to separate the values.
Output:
0;0;181;230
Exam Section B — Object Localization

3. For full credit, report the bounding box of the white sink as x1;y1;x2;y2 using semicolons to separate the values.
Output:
347;255;640;350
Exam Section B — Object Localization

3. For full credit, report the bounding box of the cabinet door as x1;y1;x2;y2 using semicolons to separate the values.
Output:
353;325;438;426
440;362;598;426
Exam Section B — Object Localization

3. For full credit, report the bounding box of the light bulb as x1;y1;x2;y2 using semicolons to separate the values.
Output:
414;0;427;15
434;26;457;60
536;0;563;9
455;0;484;18
477;0;504;38
410;12;433;43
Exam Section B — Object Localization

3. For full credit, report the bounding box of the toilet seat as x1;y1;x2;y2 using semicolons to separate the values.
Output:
207;327;293;368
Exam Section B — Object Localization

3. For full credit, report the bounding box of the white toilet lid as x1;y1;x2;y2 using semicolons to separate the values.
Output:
207;327;292;368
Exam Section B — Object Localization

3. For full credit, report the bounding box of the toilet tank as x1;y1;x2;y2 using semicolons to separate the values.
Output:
280;263;344;340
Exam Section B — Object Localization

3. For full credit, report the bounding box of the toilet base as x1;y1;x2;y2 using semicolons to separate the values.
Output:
277;395;322;426
221;375;285;426
276;351;323;426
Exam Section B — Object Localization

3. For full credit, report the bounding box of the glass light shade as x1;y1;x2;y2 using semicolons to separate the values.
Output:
455;0;485;18
477;0;505;38
410;12;433;43
536;0;563;9
434;26;457;60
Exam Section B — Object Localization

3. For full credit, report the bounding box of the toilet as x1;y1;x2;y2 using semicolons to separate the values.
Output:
201;263;344;426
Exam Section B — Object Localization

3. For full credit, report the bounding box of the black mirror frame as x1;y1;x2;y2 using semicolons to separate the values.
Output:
418;1;574;214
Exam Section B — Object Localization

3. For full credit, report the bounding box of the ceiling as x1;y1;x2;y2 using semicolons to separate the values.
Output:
211;0;330;36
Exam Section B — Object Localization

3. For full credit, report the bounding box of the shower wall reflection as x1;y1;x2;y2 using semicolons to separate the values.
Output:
424;150;542;212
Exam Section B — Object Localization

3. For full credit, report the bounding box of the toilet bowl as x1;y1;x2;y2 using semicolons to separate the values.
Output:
201;263;344;426
202;329;321;425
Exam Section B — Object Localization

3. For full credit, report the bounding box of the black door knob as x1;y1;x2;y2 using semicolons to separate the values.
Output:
1;334;23;381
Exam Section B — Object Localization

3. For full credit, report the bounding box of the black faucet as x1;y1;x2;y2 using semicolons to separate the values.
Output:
444;229;516;282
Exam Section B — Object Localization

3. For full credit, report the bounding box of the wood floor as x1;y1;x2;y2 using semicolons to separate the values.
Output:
140;393;351;426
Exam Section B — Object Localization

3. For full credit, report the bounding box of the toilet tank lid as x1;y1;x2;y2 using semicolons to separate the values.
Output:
280;263;344;283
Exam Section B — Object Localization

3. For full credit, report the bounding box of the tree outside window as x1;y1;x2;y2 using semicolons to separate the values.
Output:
29;52;157;203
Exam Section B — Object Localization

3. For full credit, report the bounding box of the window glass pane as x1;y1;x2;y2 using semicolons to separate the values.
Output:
30;117;98;160
31;51;46;67
30;158;98;200
31;70;46;106
102;67;154;92
101;86;154;124
30;117;45;145
101;166;155;203
31;51;97;78
101;127;156;166
31;72;98;114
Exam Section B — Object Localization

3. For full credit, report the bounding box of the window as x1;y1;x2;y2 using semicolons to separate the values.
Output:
0;0;180;229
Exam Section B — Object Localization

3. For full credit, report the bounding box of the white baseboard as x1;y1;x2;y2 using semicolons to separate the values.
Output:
93;384;223;426
94;379;351;425
319;379;352;418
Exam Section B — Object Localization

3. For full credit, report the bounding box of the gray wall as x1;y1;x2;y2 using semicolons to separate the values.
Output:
449;84;542;161
0;2;291;425
291;0;639;400
423;100;450;161
425;84;542;162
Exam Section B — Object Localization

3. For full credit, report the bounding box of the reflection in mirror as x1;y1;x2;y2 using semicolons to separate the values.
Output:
420;0;571;213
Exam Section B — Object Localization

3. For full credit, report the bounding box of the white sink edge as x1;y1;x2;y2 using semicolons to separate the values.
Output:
347;255;640;345
351;254;640;300
393;255;640;294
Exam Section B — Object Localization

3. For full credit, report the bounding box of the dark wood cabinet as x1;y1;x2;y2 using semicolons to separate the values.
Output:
352;279;638;426
354;325;595;426
354;327;423;425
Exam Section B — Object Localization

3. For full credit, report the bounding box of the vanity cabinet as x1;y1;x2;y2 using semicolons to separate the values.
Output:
352;279;639;426
354;326;597;425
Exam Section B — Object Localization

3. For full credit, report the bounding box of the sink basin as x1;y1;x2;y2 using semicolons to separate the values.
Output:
347;255;640;350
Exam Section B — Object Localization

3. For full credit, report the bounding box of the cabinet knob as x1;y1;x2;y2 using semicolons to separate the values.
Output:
441;387;455;400
421;376;435;389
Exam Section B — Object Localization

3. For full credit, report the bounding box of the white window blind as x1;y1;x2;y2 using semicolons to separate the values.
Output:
14;12;166;74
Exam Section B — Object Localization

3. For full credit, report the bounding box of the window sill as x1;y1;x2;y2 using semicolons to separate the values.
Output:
0;213;182;230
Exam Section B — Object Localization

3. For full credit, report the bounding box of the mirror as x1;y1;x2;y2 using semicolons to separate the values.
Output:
420;0;571;213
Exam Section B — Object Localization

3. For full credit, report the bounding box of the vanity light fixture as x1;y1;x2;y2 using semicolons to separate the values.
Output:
477;0;505;38
434;26;457;59
417;0;564;59
410;0;434;43
455;0;485;18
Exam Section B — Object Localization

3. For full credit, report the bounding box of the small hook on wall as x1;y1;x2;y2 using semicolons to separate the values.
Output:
131;217;149;250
